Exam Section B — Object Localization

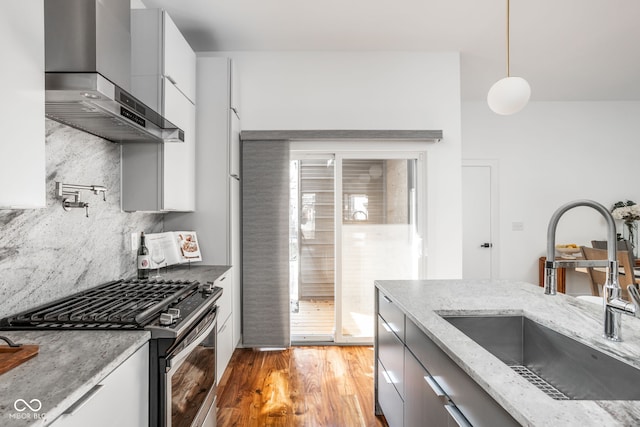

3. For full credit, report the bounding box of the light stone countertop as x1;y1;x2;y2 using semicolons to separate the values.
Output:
375;279;640;427
0;264;230;427
153;264;231;283
0;329;149;427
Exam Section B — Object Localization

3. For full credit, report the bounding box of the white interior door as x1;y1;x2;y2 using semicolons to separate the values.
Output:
462;161;497;279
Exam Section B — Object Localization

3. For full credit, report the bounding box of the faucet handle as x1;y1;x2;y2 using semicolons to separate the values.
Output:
627;285;640;315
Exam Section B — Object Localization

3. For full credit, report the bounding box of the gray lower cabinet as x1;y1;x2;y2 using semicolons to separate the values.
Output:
405;320;519;426
375;289;519;427
404;350;449;427
377;359;404;427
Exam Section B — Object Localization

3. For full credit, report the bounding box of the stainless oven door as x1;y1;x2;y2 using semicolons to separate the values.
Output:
165;308;217;427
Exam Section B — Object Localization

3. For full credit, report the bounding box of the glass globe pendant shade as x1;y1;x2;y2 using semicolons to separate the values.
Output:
487;76;531;115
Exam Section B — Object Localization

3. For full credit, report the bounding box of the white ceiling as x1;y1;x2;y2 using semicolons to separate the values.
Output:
140;0;640;101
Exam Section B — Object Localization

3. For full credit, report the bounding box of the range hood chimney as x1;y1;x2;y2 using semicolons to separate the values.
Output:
44;0;183;143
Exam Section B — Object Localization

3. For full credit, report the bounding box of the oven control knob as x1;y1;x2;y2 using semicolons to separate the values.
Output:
167;308;181;318
159;312;175;326
201;282;214;295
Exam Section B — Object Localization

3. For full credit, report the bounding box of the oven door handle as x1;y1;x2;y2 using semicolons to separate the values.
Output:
165;310;217;374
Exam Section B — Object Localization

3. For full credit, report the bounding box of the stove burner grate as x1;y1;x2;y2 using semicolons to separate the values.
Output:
2;279;199;329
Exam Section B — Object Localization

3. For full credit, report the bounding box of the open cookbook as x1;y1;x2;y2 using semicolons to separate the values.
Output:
144;231;202;267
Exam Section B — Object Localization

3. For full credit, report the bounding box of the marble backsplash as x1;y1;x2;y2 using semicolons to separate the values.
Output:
0;120;163;318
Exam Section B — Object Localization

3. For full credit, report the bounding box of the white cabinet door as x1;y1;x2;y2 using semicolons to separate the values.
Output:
229;109;241;177
0;1;45;209
229;59;240;111
216;270;232;331
230;177;242;347
125;9;196;212
50;344;149;427
163;81;196;211
217;316;234;384
215;269;235;383
163;12;196;104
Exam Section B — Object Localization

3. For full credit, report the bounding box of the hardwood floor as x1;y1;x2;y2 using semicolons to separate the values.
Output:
216;346;388;427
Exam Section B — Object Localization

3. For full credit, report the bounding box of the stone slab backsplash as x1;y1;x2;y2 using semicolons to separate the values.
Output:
0;120;162;318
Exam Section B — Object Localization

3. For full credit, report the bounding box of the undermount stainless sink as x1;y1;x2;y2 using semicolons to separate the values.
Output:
442;315;640;400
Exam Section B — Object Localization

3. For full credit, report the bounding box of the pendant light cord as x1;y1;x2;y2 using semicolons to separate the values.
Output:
506;0;511;77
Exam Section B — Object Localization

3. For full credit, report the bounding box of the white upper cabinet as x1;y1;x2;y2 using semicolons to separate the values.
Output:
130;8;196;109
162;80;196;211
0;1;45;209
230;60;240;112
123;8;196;212
163;15;196;104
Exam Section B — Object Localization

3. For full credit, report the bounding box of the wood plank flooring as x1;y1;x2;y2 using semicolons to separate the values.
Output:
216;346;388;427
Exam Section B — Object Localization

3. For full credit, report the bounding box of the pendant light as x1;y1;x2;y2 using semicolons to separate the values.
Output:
487;0;531;115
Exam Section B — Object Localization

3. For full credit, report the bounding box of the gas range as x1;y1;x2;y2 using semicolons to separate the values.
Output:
1;276;224;427
0;278;223;339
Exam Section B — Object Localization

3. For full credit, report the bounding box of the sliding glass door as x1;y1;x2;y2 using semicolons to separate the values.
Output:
290;155;336;342
290;149;425;344
336;156;422;343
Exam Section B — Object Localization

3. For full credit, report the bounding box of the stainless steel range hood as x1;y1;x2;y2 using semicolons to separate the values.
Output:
44;0;183;143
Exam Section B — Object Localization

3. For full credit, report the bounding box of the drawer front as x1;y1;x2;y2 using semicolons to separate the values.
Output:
377;290;405;341
216;271;232;330
378;315;404;398
51;344;149;427
405;320;519;427
217;316;234;383
404;350;449;427
377;360;404;427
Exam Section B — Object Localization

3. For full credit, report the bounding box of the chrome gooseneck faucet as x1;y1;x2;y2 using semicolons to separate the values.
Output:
545;199;640;341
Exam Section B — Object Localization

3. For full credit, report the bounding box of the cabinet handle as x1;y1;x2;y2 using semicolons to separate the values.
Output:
424;376;448;404
219;275;227;282
445;404;472;427
165;74;177;85
62;384;104;416
382;295;392;303
381;370;395;384
381;323;392;333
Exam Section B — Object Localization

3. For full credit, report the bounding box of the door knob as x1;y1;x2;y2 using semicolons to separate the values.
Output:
480;243;493;248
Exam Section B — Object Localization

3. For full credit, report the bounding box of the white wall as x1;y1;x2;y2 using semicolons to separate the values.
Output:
201;51;464;278
462;101;640;291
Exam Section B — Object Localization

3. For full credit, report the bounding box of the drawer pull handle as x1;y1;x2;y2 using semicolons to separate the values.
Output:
382;295;392;303
381;370;393;384
63;384;104;416
381;323;392;333
445;404;472;427
424;376;448;404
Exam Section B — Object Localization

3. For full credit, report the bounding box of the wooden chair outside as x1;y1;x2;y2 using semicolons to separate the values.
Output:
580;246;638;300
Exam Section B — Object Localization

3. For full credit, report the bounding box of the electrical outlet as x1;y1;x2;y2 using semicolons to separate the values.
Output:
131;233;139;251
